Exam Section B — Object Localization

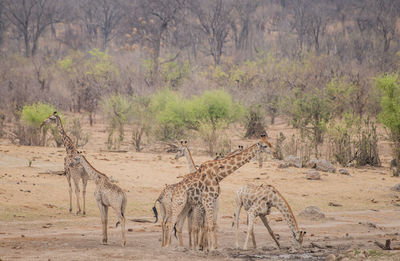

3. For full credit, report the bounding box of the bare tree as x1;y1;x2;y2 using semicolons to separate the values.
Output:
230;0;261;57
192;0;232;65
3;0;66;57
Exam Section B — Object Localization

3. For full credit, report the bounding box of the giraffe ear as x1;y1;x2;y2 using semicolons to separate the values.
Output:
180;140;184;145
184;140;188;144
53;111;57;115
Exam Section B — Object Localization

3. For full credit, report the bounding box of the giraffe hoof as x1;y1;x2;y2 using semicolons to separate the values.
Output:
76;210;81;215
102;240;108;245
122;241;126;247
69;208;72;213
82;211;86;216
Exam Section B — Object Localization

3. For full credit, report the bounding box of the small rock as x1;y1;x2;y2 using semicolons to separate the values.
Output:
284;155;302;168
306;170;321;180
299;206;325;220
328;202;342;207
358;253;366;259
316;159;336;173
128;228;133;232
341;258;350;261
391;184;400;192
339;168;350;175
325;254;336;261
278;162;290;168
21;234;25;238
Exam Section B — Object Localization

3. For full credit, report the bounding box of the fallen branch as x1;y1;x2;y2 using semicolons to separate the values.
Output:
130;218;152;223
38;170;65;176
100;150;128;153
311;242;324;249
374;239;391;250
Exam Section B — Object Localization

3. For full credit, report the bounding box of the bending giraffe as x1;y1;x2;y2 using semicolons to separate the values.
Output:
233;184;306;250
70;152;127;246
41;112;89;215
164;135;273;250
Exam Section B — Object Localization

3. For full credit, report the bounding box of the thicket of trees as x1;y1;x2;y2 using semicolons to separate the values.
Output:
0;0;399;167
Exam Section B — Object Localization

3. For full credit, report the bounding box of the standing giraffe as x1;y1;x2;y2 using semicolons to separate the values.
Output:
40;112;89;215
154;142;244;248
175;140;197;173
164;135;273;250
233;184;306;250
70;153;127;246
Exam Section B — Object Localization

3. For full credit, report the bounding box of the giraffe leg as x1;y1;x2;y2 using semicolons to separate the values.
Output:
160;204;167;247
244;211;256;250
259;215;280;249
203;196;217;251
82;173;88;216
73;176;81;215
66;171;73;213
165;199;187;248
175;204;191;247
97;201;108;245
187;208;193;248
234;203;242;249
113;206;126;247
213;198;219;249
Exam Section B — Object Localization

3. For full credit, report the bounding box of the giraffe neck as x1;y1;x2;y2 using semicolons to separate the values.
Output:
183;146;197;173
270;187;300;241
79;155;107;182
215;144;258;181
55;116;76;155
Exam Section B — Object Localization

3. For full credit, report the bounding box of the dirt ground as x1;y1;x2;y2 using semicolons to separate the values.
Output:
1;118;400;260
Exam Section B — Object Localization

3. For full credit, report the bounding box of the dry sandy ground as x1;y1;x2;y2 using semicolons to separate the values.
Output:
1;120;400;260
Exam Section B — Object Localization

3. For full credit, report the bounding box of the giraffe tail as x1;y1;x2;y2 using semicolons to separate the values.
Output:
152;199;159;223
173;223;177;239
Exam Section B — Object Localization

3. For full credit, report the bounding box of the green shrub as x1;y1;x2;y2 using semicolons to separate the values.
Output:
20;103;56;146
290;89;332;158
377;73;400;175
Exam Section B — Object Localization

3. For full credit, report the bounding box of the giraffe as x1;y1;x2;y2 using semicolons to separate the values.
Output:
233;184;306;250
70;152;127;246
164;135;273;250
175;140;197;173
153;143;244;249
40;112;89;215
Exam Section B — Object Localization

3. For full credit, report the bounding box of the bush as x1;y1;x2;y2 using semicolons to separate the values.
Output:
327;115;357;166
150;89;243;155
377;73;400;175
130;96;153;151
244;104;266;138
66;117;89;148
20;103;56;146
192;90;243;155
354;118;381;167
290;89;332;158
101;94;132;149
151;89;193;140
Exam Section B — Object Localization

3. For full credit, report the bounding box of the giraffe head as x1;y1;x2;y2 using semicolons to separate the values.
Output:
175;140;188;160
40;111;58;128
294;230;306;248
213;152;223;160
259;134;274;154
70;151;84;167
